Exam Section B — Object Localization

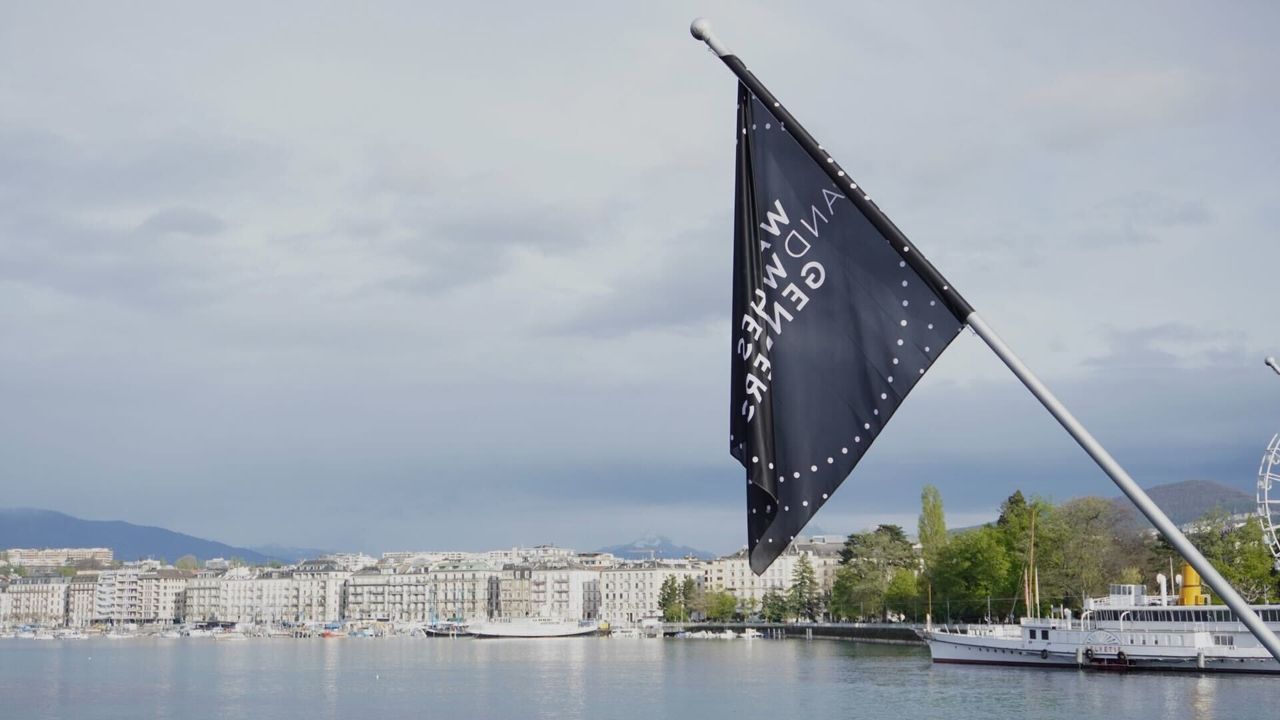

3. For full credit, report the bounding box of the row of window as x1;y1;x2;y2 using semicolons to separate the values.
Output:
1092;608;1280;623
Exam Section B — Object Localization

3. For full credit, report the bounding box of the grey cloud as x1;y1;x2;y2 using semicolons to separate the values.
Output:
136;208;227;238
371;203;610;298
1025;69;1209;150
1089;192;1212;246
549;221;726;338
0;209;231;306
0;123;283;211
1083;324;1245;370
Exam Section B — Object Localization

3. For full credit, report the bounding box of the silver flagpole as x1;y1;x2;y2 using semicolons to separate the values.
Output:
690;17;1280;663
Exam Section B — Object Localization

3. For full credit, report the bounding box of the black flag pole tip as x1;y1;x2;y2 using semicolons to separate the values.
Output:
690;18;730;57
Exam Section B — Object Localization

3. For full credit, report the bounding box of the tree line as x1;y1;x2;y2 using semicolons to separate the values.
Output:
829;485;1280;623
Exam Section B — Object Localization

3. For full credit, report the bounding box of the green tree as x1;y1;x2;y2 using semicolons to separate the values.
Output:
788;554;821;621
658;576;683;622
931;526;1012;621
760;590;789;622
834;525;917;620
918;485;948;571
680;577;700;621
1180;511;1279;603
1040;497;1142;609
175;555;199;571
703;591;738;622
883;568;920;621
828;566;862;621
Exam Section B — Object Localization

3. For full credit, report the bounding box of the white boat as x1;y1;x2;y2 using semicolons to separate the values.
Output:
924;569;1280;674
741;628;763;640
468;617;600;638
423;621;472;637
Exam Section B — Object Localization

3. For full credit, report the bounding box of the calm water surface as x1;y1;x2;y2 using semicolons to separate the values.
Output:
2;637;1274;720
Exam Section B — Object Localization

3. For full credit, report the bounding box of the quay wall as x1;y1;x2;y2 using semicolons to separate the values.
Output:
663;622;924;645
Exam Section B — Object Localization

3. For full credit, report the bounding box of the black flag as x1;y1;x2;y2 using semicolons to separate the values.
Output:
730;82;970;573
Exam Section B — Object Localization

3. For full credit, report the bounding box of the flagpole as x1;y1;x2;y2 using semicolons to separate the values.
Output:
690;17;1280;664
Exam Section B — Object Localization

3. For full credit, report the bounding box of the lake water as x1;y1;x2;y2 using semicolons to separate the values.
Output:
2;637;1274;720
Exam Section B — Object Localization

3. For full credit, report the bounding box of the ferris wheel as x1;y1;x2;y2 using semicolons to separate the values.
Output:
1260;357;1280;563
1260;434;1280;562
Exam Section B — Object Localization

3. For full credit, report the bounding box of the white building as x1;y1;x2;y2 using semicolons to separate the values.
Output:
530;568;600;620
703;539;841;613
292;560;352;623
184;573;223;622
67;574;98;627
218;569;294;624
4;576;69;626
139;569;190;625
344;561;502;622
320;553;378;572
94;568;142;624
5;548;113;567
600;563;703;627
92;567;189;625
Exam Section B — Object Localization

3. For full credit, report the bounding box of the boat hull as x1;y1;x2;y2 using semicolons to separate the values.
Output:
469;620;599;639
925;630;1280;674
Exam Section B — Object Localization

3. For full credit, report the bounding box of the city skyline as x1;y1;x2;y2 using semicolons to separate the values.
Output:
3;3;1279;555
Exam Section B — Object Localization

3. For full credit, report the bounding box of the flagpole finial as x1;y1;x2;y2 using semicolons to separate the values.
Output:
689;18;731;57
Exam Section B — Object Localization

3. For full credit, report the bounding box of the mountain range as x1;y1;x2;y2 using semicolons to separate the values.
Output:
0;508;274;565
596;535;714;560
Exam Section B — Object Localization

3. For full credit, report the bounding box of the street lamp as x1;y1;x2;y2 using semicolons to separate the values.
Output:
1266;356;1280;376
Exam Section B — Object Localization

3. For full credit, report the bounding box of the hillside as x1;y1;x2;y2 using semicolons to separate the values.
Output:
1111;480;1255;527
0;508;274;565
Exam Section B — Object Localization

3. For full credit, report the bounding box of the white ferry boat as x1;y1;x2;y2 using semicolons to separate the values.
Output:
923;565;1280;674
468;617;600;639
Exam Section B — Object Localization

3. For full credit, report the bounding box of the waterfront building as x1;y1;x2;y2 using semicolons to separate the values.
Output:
498;566;533;618
343;562;502;622
344;567;431;622
139;569;191;625
67;573;98;627
703;539;841;614
94;568;142;625
530;568;601;620
5;576;69;626
183;573;223;622
219;569;294;625
600;563;704;627
426;561;501;621
4;548;113;567
292;560;352;623
0;587;9;625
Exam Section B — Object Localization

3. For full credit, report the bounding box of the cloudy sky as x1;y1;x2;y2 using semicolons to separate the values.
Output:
2;2;1278;555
